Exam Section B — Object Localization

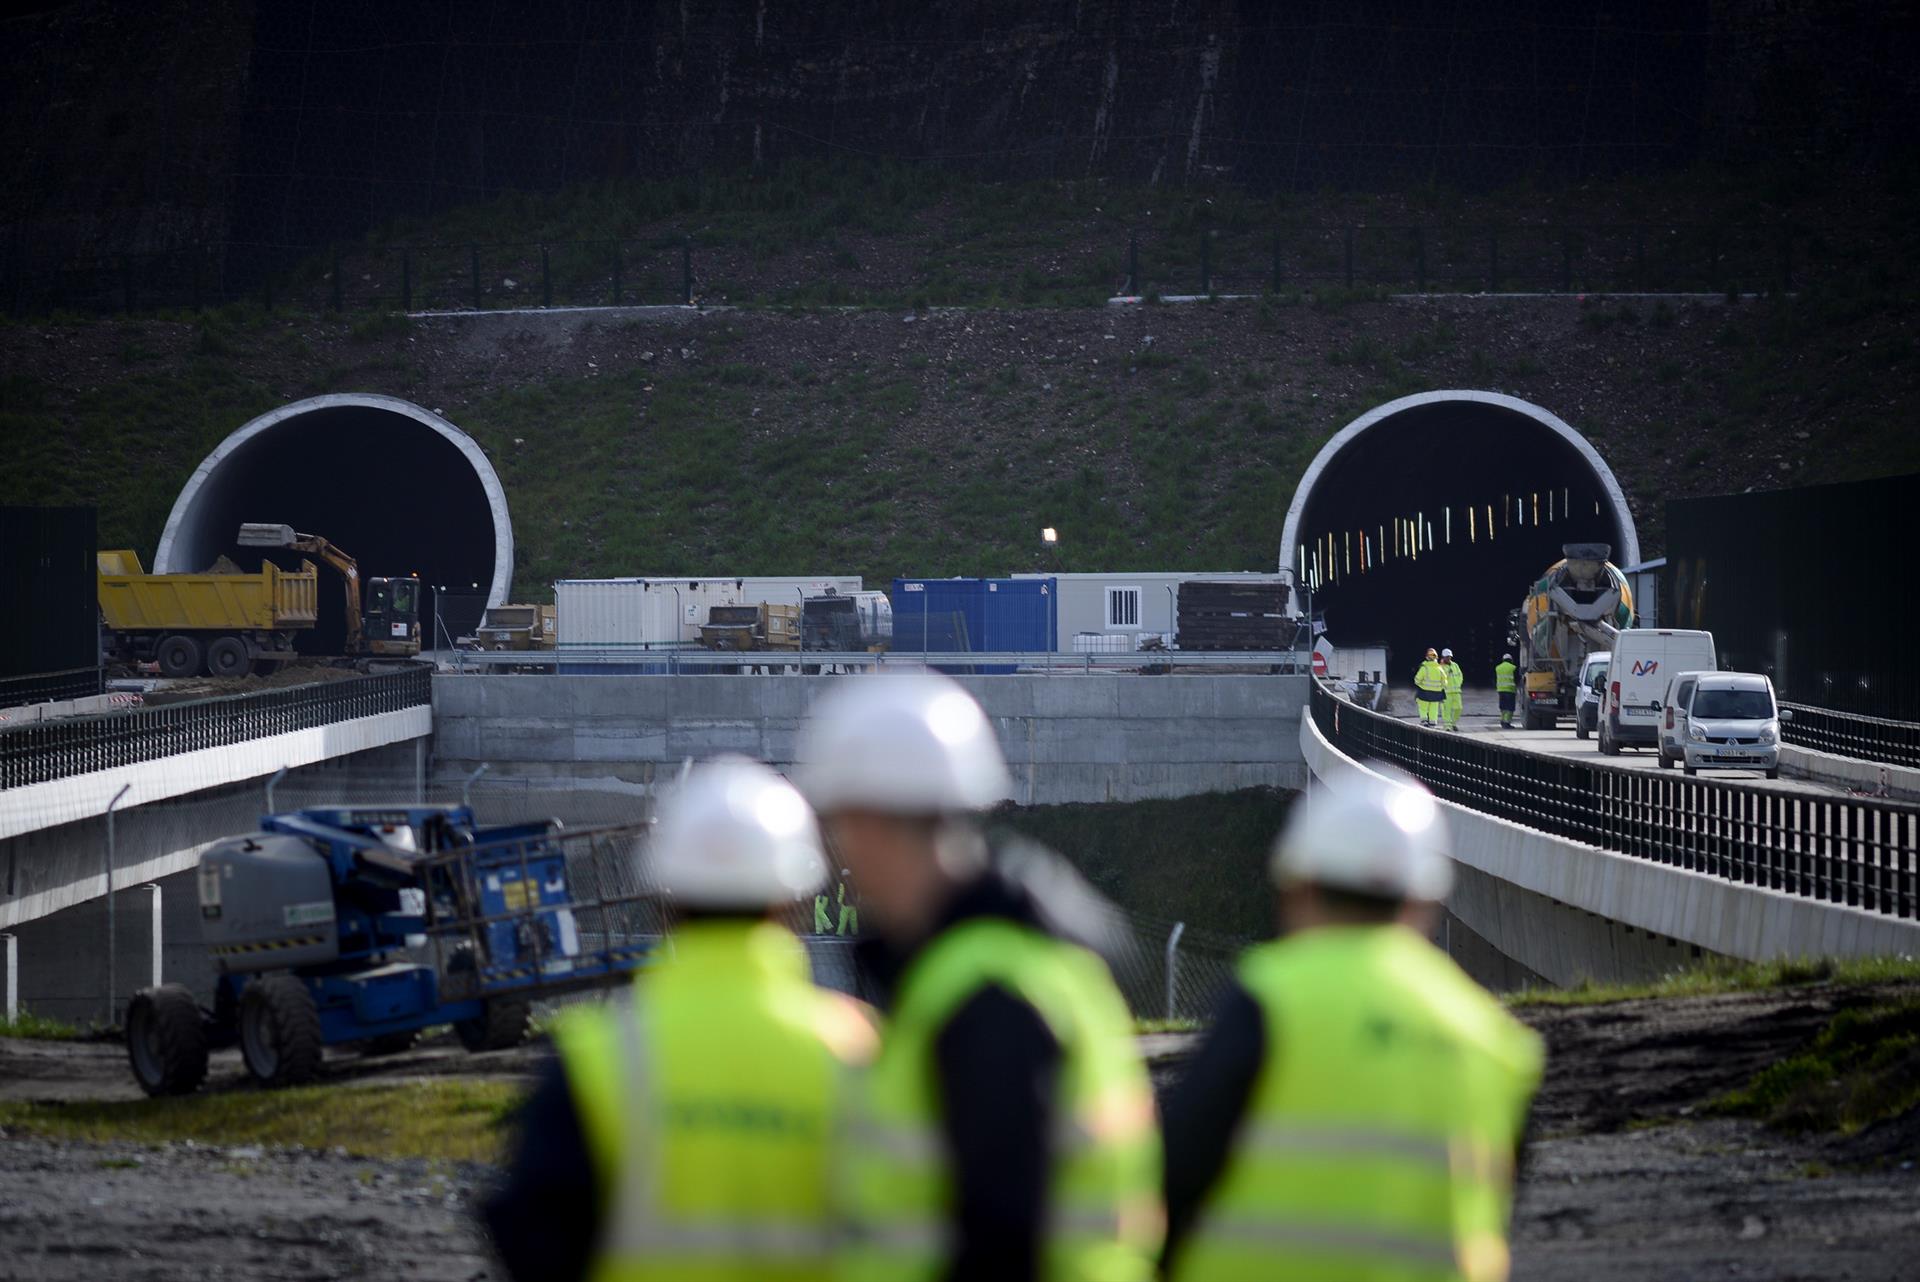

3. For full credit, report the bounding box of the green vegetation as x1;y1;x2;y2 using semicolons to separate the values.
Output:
0;1081;522;1162
0;1009;83;1040
1506;955;1920;1008
1711;997;1920;1134
998;788;1293;940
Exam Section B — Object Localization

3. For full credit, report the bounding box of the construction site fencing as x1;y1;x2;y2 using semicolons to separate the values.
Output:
0;667;431;791
0;667;102;712
1310;681;1920;923
5;220;1834;320
1780;703;1920;772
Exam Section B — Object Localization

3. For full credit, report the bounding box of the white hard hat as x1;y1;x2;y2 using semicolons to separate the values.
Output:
796;673;1014;815
1502;652;1513;661
1441;648;1454;658
1271;772;1453;902
650;756;827;909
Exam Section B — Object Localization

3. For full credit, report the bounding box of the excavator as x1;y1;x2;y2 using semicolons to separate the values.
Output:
237;523;421;661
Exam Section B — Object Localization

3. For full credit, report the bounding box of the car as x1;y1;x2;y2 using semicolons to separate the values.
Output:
1573;651;1610;741
1655;670;1714;767
1599;629;1717;756
1674;672;1790;778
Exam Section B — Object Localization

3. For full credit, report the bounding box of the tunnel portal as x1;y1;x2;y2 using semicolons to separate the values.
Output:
1281;391;1638;683
156;395;512;653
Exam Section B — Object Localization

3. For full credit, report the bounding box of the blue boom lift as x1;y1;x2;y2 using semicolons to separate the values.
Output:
125;804;655;1095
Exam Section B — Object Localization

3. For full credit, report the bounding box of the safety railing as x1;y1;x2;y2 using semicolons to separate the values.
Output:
1780;702;1920;772
461;648;1311;674
0;666;432;792
0;667;102;711
1310;681;1919;922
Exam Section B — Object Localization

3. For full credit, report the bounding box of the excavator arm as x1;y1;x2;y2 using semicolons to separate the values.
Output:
237;523;363;653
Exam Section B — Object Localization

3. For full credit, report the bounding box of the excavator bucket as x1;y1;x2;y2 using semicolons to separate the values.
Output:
237;523;298;548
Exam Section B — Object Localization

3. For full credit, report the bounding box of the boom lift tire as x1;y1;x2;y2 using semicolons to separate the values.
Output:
206;635;250;678
125;984;209;1097
155;634;203;678
239;975;324;1087
448;944;532;1053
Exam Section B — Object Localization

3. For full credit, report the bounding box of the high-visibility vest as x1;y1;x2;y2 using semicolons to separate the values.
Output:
841;917;1163;1282
1494;662;1517;694
1172;925;1543;1282
555;919;877;1282
1414;661;1448;698
1443;662;1465;694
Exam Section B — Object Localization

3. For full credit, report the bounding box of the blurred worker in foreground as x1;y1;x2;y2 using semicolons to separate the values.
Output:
797;673;1163;1282
1441;647;1465;732
1494;652;1518;728
1414;648;1448;727
482;757;876;1282
1160;772;1544;1282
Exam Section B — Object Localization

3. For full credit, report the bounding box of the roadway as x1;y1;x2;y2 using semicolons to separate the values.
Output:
1385;686;1856;799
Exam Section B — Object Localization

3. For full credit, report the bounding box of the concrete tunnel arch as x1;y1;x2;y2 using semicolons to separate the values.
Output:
156;394;513;649
1278;390;1641;668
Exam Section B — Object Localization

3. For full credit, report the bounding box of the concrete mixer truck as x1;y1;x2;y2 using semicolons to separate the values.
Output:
1515;543;1635;730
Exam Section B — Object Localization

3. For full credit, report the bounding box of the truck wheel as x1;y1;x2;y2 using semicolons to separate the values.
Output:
126;984;208;1097
239;975;323;1087
155;634;203;678
447;944;532;1053
206;636;250;678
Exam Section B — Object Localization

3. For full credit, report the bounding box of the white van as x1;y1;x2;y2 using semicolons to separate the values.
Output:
1598;629;1716;755
1655;670;1715;766
1673;672;1788;778
1573;650;1610;741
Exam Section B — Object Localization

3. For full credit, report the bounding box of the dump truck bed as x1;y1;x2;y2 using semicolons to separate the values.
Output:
97;550;320;633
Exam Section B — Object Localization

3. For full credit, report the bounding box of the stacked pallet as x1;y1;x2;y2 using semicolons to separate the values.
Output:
1175;580;1295;651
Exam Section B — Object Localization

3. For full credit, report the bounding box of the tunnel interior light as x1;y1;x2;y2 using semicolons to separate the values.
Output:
1041;527;1058;545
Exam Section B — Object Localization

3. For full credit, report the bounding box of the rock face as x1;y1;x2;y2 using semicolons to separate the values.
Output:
4;1;1914;259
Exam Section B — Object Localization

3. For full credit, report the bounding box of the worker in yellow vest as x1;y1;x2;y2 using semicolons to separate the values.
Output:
1494;653;1518;728
796;673;1163;1282
482;757;876;1282
1161;771;1544;1282
1441;647;1466;732
1414;648;1448;727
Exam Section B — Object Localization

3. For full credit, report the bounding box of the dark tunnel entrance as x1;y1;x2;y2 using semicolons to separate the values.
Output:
156;396;512;655
1285;393;1637;686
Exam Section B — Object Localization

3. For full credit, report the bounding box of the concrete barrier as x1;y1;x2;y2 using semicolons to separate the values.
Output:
1782;743;1920;802
433;673;1310;805
1301;706;1920;981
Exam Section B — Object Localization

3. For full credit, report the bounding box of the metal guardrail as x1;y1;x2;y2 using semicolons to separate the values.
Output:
1780;702;1920;772
1310;681;1919;922
0;666;432;792
0;667;102;711
454;648;1311;673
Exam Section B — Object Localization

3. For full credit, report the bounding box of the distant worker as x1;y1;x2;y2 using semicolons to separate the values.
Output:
1495;652;1518;728
1414;648;1448;727
797;673;1162;1282
483;757;875;1282
1441;647;1465;732
835;870;860;937
1161;771;1544;1282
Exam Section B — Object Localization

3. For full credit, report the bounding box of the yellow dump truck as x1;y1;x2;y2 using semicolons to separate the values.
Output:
97;550;319;678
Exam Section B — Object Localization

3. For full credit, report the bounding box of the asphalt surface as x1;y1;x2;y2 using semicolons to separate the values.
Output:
1388;686;1854;799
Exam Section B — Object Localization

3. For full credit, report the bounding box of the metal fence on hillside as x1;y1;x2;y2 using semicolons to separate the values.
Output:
5;221;1825;319
0;666;432;791
1310;681;1920;922
0;667;102;712
1780;703;1920;773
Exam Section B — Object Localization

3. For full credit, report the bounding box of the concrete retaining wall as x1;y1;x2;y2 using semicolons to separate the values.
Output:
433;674;1310;805
1300;707;1920;982
1782;743;1920;802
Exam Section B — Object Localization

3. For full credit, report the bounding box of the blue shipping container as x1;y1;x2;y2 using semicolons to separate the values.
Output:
891;578;1057;671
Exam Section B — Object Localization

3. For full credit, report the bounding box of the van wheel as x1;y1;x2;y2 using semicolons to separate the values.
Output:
1657;750;1671;769
1599;723;1620;756
1765;766;1780;780
1683;763;1698;777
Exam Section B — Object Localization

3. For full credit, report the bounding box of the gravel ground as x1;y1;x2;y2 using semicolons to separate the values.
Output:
2;986;1915;1279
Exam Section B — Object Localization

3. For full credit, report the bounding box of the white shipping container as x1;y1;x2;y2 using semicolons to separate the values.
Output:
1011;571;1287;653
555;575;863;648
